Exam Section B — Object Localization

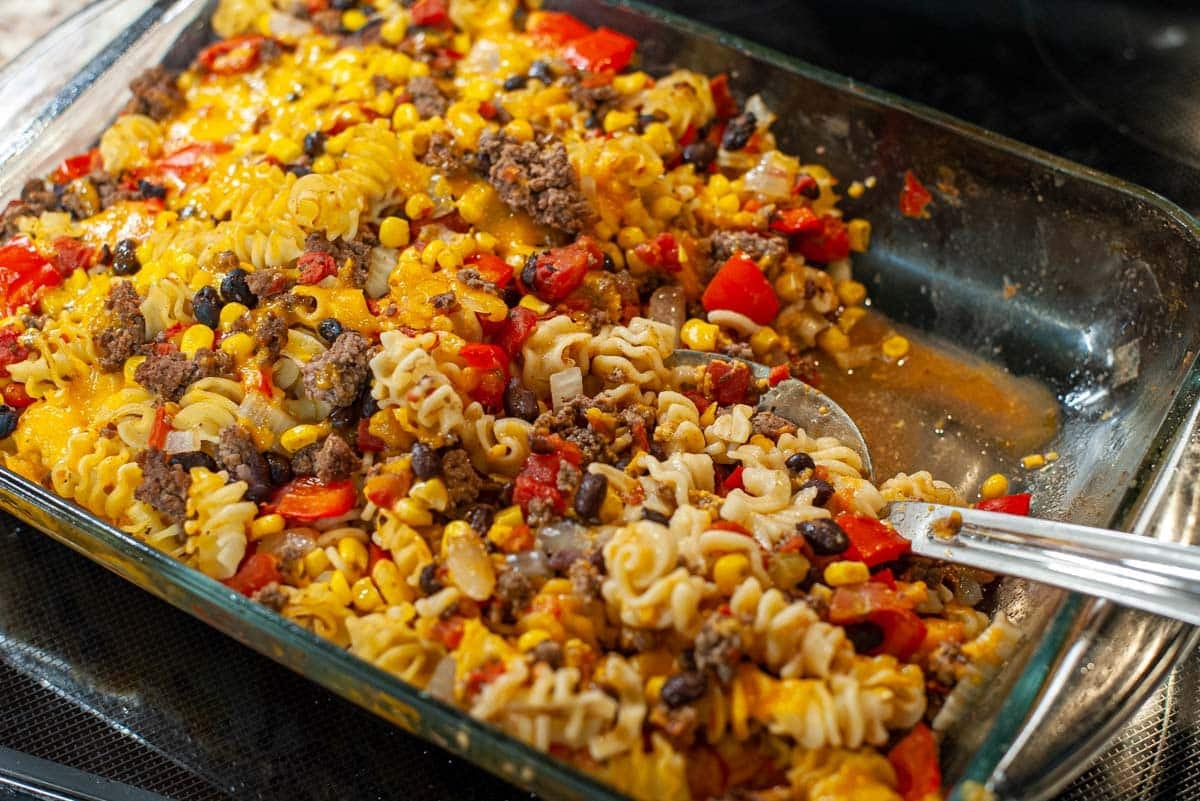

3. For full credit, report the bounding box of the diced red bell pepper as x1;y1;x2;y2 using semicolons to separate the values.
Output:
888;723;941;801
523;237;604;302
900;169;933;219
975;492;1031;516
526;10;592;43
632;232;681;273
709;74;737;120
432;616;466;649
461;342;509;412
0;237;65;314
148;406;171;450
768;364;791;387
513;451;566;514
796;215;850;263
0;328;28;376
357;418;386;453
496;306;538;357
144;142;232;185
274;478;356;521
410;0;450;27
827;581;912;624
224;552;283;596
836;513;911;568
297;251;338;284
2;382;33;409
460;342;508;373
720;465;745;495
52;236;95;274
770;206;823;236
51;149;101;184
701;253;779;326
705;359;751;405
562;28;637;73
868;607;927;661
870;567;898;590
367;542;388;573
463;253;513;288
198;35;271;75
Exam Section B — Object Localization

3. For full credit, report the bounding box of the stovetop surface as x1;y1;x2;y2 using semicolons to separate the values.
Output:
3;2;1200;800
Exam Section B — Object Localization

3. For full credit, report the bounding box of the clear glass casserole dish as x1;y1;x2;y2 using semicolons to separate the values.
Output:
1;1;1199;799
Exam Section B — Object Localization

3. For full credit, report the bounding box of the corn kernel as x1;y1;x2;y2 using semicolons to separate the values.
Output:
1021;453;1046;469
847;181;865;199
713;553;751;595
681;318;719;351
456;182;494;224
717;193;741;214
599;489;623;524
280;423;324;453
612;72;650;94
179;324;214;358
219;302;249;329
377;215;410;249
265;136;303;164
881;335;910;360
617;226;646;249
699;402;718;427
311;154;336;174
749;434;774;450
1046;451;1060;462
603;109;637;133
645;675;666;703
393;498;433;526
502;118;534;142
337;537;370;579
749;326;780;357
774;272;805;303
519;294;551;314
517;629;552;652
304;547;330;578
836;307;868;333
824;560;870;587
836;279;868;307
409;478;449;512
250;513;285;540
392;102;420;130
436;248;462;270
351;576;383;612
372;559;410;605
651;195;682;220
848;218;872;252
329;569;353;606
980;473;1009;500
405;192;435;220
708;174;731;195
123;355;146;385
817;325;850;354
381;14;407;44
341;8;369;31
219;332;255;361
642;121;675;156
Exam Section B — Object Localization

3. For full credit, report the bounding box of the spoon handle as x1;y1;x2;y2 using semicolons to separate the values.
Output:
888;501;1200;626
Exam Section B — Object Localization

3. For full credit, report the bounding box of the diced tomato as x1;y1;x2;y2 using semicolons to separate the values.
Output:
870;567;898;590
705;359;751;406
632;232;680;273
526;10;592;43
543;434;582;467
0;237;65;314
465;660;506;695
297;251;337;284
792;173;819;198
796;215;850;263
51;149;101;184
357;417;386;453
460;342;509;373
478;100;498;120
148;406;171;450
274;478;357;521
836;513;911;567
52;236;95;274
521;452;560;485
768;364;790;387
364;472;407;508
2;382;33;409
145;142;232;185
888;724;941;801
562;28;637;73
523;237;604;302
770;206;823;236
223;552;282;596
410;0;450;27
709;74;737;120
496;306;538;357
432;616;466;649
682;390;711;414
827;581;912;624
869;607;927;660
701;253;779;325
975;492;1031;516
464;253;513;288
513;452;566;514
461;343;509;411
0;328;29;375
900;170;933;219
721;465;745;495
198;35;271;75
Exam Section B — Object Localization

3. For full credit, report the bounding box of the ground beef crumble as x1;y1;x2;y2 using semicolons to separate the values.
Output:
303;232;375;288
407;75;448;118
253;582;288;612
215;425;272;501
706;230;788;275
301;330;374;408
135;448;191;525
693;616;743;685
750;410;797;439
420;130;467;174
473;130;593;234
245;269;288;300
568;558;602;602
124;66;185;121
135;350;198;401
311;433;360;483
255;311;288;358
95;281;146;372
442;448;484;511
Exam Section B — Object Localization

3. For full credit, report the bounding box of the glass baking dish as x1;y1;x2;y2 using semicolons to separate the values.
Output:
2;1;1199;798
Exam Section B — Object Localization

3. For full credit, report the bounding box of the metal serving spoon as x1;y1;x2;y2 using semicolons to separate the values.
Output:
668;349;1200;626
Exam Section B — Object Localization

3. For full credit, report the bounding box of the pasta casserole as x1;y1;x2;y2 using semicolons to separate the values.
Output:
0;1;1030;798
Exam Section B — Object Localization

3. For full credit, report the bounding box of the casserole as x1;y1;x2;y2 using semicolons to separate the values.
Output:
2;1;1199;799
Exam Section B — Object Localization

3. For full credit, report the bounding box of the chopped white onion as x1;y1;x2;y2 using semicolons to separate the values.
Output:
550;366;583;410
445;525;495;601
742;150;797;199
267;11;314;38
238;392;297;436
506;551;553;581
744;94;777;133
163;429;200;454
536;520;589;558
707;308;761;336
364;246;396;299
426;655;457;703
649;285;687;332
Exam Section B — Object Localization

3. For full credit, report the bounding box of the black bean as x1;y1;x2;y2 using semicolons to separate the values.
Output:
785;452;815;473
263;451;293;486
503;377;539;422
584;113;601;130
317;317;344;343
602;252;616;272
137;179;167;200
797;518;849;556
464;504;496;536
0;405;19;439
528;60;554;84
303;131;327;158
635;113;659;132
721;111;757;151
168;451;219;473
520;252;539;291
659;671;708;708
801;477;835;506
844;620;885;653
500;286;522;307
96;243;112;266
219;267;257;308
418;563;444;595
573;473;607;520
681;140;717;170
360;390;379;419
797;172;821;200
191;286;222;328
285;164;313;177
111;239;141;276
641;508;671;525
410;442;440;479
502;74;528;91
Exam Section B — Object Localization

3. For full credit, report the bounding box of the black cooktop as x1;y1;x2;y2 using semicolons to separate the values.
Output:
3;2;1200;800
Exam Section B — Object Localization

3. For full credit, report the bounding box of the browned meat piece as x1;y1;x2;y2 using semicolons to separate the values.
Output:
89;170;139;209
303;232;374;288
216;425;272;501
407;75;448;118
569;79;618;112
135;448;191;525
529;639;564;668
301;330;373;408
750;410;797;439
532;395;614;465
568;557;602;602
310;9;341;33
441;448;484;510
289;442;319;477
707;230;788;273
245;269;288;300
135;350;200;402
124;67;184;121
456;268;495;293
420;131;466;174
473;131;592;234
311;433;359;483
255;311;288;358
20;179;58;212
95;281;146;372
253;583;288;611
191;347;235;380
490;568;534;624
693;616;743;685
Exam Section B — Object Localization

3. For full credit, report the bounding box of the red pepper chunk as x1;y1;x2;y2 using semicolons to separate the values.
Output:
2;382;33;409
51;149;101;184
632;233;681;273
868;607;927;661
274;478;356;521
410;0;450;27
769;206;823;236
796;215;850;263
562;28;637;73
836;513;910;567
224;552;282;597
496;306;538;357
464;253;513;288
526;10;592;43
705;359;751;405
0;328;29;375
701;253;779;325
523;237;604;302
888;724;942;801
720;465;745;495
975;492;1031;516
0;237;66;314
198;35;271;75
900;169;933;219
296;251;337;284
148;406;171;451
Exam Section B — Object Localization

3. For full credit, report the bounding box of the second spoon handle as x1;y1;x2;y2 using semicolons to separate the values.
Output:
888;501;1200;626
